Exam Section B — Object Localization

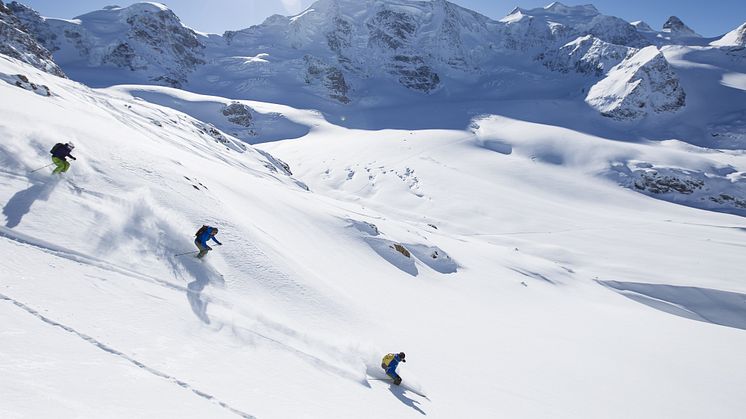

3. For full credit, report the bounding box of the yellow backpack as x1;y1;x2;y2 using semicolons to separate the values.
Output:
381;353;395;369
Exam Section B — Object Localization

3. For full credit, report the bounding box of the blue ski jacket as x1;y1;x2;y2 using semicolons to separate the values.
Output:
197;227;222;247
386;353;403;378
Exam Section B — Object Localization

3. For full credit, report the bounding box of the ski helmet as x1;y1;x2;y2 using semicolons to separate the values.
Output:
399;352;406;359
66;141;75;149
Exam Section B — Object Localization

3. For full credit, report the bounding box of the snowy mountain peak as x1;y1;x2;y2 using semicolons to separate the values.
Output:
544;2;599;15
502;2;647;48
631;20;654;32
73;2;175;22
31;1;206;87
662;15;700;37
508;2;601;21
711;21;746;47
585;45;686;120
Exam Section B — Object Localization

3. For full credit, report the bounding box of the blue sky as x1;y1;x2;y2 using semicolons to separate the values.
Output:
18;0;746;37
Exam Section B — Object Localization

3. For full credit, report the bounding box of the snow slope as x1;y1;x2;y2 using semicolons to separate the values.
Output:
2;54;746;418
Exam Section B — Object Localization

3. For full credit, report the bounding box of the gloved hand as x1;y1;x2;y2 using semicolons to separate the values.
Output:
70;156;77;160
402;359;406;363
216;243;223;246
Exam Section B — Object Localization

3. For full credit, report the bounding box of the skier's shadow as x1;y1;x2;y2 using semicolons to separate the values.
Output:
389;385;426;415
171;253;224;325
3;179;59;228
187;275;211;324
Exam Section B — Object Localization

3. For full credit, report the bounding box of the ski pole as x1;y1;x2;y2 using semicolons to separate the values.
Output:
174;251;199;257
30;163;55;173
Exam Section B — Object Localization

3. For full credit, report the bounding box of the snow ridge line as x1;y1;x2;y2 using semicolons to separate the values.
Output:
0;293;256;419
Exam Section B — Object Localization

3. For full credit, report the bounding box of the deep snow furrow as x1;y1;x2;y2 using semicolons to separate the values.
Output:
0;293;256;419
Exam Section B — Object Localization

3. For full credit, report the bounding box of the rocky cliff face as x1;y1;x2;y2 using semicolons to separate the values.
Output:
662;16;700;38
585;46;686;120
11;2;205;87
6;2;60;51
0;0;64;77
539;35;635;76
223;0;498;97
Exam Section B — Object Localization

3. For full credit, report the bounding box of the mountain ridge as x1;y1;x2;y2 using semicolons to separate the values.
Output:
3;0;745;127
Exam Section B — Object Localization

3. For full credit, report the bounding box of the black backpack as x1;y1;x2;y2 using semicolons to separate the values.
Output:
195;225;208;237
50;143;63;155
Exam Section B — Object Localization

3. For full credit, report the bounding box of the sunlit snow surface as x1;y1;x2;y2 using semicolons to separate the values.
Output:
1;48;746;419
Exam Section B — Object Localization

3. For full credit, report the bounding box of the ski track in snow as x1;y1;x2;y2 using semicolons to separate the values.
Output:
0;292;256;419
0;227;369;386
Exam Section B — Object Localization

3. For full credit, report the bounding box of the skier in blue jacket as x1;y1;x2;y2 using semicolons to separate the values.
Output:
194;225;222;258
381;352;406;385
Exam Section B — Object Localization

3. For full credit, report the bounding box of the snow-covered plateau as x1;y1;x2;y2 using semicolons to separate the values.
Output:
1;1;745;418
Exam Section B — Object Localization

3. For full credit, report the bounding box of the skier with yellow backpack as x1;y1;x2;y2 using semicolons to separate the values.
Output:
381;352;406;385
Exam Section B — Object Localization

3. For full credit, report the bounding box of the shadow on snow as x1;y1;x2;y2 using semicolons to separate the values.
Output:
389;385;426;415
3;178;59;228
601;280;746;331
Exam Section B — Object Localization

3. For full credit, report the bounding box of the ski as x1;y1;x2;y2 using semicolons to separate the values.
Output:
367;376;428;398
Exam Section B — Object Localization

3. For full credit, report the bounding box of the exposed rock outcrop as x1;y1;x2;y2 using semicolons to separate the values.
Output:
0;1;65;77
662;16;700;38
0;72;51;95
222;102;254;127
585;46;686;119
304;55;351;103
607;162;746;216
539;35;635;76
